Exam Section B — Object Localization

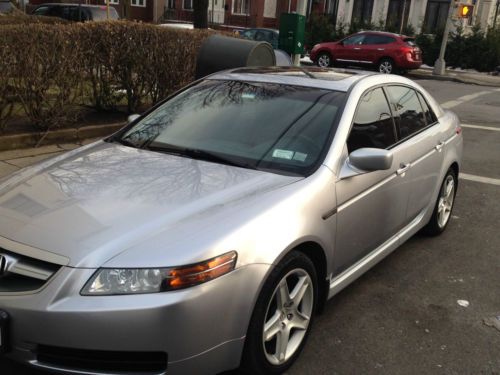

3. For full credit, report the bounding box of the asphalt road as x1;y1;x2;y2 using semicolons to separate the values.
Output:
1;78;499;375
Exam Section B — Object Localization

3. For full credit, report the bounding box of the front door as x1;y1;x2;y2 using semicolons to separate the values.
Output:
335;34;366;65
334;87;411;275
385;86;445;222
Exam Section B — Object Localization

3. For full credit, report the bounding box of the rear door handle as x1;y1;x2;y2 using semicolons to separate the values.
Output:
354;47;361;50
435;141;445;151
397;163;411;176
377;48;385;51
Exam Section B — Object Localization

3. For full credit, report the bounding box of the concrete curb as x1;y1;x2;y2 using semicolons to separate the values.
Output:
0;122;125;152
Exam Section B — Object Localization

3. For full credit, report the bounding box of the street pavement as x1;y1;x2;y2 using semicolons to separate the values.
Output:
0;78;499;375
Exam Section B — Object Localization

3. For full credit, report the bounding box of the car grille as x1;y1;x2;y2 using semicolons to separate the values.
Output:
37;345;168;374
0;249;61;293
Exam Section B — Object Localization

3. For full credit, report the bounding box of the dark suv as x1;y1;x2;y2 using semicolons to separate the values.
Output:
310;31;422;74
0;1;14;13
32;3;119;21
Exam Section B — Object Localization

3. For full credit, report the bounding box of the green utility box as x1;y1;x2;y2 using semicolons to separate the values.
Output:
278;13;306;55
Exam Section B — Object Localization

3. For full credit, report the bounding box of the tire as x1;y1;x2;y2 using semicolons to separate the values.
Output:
422;168;458;236
240;251;318;375
378;58;395;74
316;52;332;68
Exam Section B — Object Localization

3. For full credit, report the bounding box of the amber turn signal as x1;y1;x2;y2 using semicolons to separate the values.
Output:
164;251;238;290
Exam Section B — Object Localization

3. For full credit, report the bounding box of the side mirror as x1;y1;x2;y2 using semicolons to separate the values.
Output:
127;114;140;123
349;148;393;171
339;148;393;179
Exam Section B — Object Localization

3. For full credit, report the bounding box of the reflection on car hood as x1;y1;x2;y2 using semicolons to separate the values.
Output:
0;142;301;267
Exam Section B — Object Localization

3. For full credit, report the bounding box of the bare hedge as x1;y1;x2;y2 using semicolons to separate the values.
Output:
0;20;215;131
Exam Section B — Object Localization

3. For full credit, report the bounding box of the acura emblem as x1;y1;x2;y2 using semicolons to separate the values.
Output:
0;254;6;276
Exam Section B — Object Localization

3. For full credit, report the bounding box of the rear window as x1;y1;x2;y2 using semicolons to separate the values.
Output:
404;38;417;47
90;7;119;20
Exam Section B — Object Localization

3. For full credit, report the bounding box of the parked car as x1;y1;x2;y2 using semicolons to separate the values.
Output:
31;3;119;22
241;27;279;49
0;1;13;13
0;67;462;375
310;31;422;74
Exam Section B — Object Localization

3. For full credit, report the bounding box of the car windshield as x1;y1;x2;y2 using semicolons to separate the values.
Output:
117;80;345;176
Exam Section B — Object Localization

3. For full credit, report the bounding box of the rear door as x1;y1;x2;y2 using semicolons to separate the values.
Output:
385;86;445;222
334;87;410;274
361;34;398;65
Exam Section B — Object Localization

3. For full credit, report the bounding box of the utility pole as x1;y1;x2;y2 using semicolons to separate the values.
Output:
292;0;308;66
433;1;456;75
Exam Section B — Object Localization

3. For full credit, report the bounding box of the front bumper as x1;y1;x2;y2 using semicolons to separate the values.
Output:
0;263;270;375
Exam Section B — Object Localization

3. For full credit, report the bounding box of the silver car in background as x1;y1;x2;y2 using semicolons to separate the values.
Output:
0;67;462;375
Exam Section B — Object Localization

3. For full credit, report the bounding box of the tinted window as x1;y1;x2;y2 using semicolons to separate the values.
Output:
343;34;365;46
386;86;427;139
363;35;396;45
417;92;437;124
347;88;396;152
33;6;50;15
120;80;345;176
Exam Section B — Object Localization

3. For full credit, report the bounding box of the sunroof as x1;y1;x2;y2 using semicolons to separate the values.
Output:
230;66;362;81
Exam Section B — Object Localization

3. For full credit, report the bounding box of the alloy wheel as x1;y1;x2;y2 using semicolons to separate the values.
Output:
262;268;314;365
317;54;331;68
437;175;455;228
379;60;393;74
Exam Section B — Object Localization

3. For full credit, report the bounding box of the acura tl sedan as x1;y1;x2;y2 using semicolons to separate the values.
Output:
0;67;462;375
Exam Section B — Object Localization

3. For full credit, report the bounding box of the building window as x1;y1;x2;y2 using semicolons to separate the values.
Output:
423;0;450;33
386;0;410;33
233;0;250;15
109;0;119;4
131;0;146;7
167;0;175;9
183;0;192;10
351;0;374;25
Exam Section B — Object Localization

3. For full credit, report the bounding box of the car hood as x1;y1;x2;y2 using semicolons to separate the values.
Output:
0;142;301;267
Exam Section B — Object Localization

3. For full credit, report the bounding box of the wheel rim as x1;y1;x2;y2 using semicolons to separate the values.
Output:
318;54;330;67
437;175;455;228
262;268;314;366
379;61;393;74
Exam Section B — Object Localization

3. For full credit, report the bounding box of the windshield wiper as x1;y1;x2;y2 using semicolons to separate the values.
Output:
112;136;142;149
146;142;258;170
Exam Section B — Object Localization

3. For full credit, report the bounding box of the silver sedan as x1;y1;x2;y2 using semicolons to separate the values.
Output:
0;67;462;375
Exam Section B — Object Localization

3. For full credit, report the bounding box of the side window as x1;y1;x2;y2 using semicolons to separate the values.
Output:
347;88;397;153
363;35;396;45
417;92;438;125
33;6;49;15
386;86;427;139
343;34;365;46
242;30;256;39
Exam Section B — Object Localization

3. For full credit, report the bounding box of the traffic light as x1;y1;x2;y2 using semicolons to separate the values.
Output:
457;3;473;18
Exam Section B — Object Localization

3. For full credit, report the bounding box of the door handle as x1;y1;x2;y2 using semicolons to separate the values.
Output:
397;163;411;176
377;48;385;51
435;141;445;151
354;47;361;50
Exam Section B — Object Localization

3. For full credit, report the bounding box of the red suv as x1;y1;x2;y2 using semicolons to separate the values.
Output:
310;31;422;74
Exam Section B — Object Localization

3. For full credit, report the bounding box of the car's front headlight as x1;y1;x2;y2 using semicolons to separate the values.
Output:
81;251;237;296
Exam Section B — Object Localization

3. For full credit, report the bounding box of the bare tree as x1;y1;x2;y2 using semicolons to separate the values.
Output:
193;0;209;29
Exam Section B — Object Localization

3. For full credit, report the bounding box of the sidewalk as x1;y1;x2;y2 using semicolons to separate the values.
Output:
408;67;500;87
0;138;99;179
300;57;500;87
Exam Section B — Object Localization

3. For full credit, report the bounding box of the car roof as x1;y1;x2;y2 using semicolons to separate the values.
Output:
208;66;374;92
356;30;410;38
